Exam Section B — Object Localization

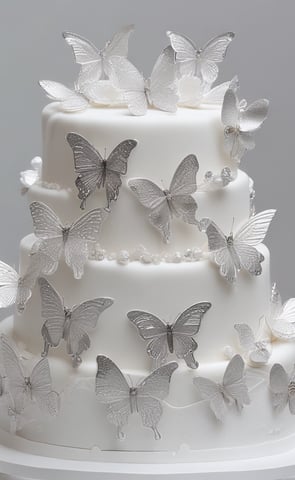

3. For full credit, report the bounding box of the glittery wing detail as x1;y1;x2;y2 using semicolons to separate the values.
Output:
95;356;130;438
198;32;234;84
127;311;168;365
65;298;114;364
128;179;170;242
235;210;276;247
269;363;289;411
30;357;60;415
271;298;295;340
234;323;255;351
38;277;65;351
65;208;108;279
62;32;102;85
193;376;227;421
137;362;178;439
0;261;19;308
66;133;104;209
16;253;43;314
239;99;269;132
39;80;89;112
105;139;137;207
223;354;250;410
167;31;196;76
149;46;178;113
109;56;147;115
1;336;27;409
221;88;240;127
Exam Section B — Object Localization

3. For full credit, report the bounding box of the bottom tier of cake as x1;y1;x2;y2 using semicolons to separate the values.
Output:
1;316;295;463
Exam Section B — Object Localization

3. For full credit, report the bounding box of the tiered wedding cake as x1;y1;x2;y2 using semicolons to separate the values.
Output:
0;25;295;472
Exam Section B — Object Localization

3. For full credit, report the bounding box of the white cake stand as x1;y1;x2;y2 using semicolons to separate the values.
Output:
0;427;295;480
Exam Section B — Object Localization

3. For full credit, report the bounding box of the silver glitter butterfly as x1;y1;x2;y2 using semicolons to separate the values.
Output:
193;354;250;421
20;156;42;193
199;209;276;283
63;25;134;85
39;80;90;112
234;322;271;366
30;201;108;279
95;355;178;440
268;283;295;340
0;335;60;417
269;363;295;414
109;46;178;116
0;254;42;313
39;277;114;367
128;302;211;369
199;167;234;192
128;155;199;242
221;88;269;162
67;133;137;209
167;31;234;84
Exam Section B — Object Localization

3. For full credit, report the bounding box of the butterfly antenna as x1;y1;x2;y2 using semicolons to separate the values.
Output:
104;147;107;160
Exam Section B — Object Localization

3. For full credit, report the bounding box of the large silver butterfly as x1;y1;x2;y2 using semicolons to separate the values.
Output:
128;302;211;369
39;80;90;112
67;133;137;209
39;277;114;367
193;354;250;421
167;31;234;84
109;46;178;116
234;322;271;366
269;363;295;414
95;355;178;440
221;88;269;162
63;25;134;85
0;335;60;417
0;254;42;313
199;209;276;283
268;283;295;340
29;201;108;279
128;155;199;242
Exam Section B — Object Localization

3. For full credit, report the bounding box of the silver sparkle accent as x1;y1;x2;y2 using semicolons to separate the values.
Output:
270;363;295;414
129;155;199;243
20;157;42;193
193;354;250;422
95;355;178;440
128;303;211;369
39;277;113;366
67;133;137;209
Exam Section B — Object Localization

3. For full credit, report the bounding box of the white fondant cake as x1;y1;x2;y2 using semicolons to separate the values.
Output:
0;25;294;478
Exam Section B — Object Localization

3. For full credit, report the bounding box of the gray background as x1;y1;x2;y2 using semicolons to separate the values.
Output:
0;0;294;321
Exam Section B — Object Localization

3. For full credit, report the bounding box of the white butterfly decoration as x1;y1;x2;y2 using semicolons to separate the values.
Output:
128;155;199;242
109;46;179;116
39;80;91;112
0;253;42;313
198;167;234;192
39;277;114;367
128;302;211;369
269;363;295;414
29;201;108;279
268;283;295;340
199;209;276;283
95;355;178;439
177;75;238;108
193;354;250;421
167;31;234;85
221;88;269;163
0;335;60;425
63;25;134;86
20;157;42;193
234;321;272;366
67;133;137;209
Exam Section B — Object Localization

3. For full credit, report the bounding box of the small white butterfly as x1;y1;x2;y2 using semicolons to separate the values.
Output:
128;302;211;369
20;157;42;193
269;363;295;414
109;46;178;116
0;335;60;418
193;354;250;421
167;31;234;85
234;322;271;366
29;201;108;279
63;25;134;85
221;88;269;162
0;254;42;313
268;283;295;340
199;209;276;283
67;133;137;209
39;80;91;112
128;155;199;242
95;355;178;440
39;277;114;367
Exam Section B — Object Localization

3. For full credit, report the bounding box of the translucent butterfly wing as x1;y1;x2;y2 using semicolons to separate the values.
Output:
202;76;239;105
38;278;65;348
272;298;295;340
198;32;234;84
269;363;289;411
104;24;134;58
173;302;211;336
167;31;197;76
39;80;89;112
30;202;63;240
223;354;250;410
239;99;269;132
30;357;59;415
149;46;178;113
63;31;100;65
0;261;19;308
234;323;270;364
235;210;276;247
193;376;227;421
1;336;27;408
222;88;240;128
